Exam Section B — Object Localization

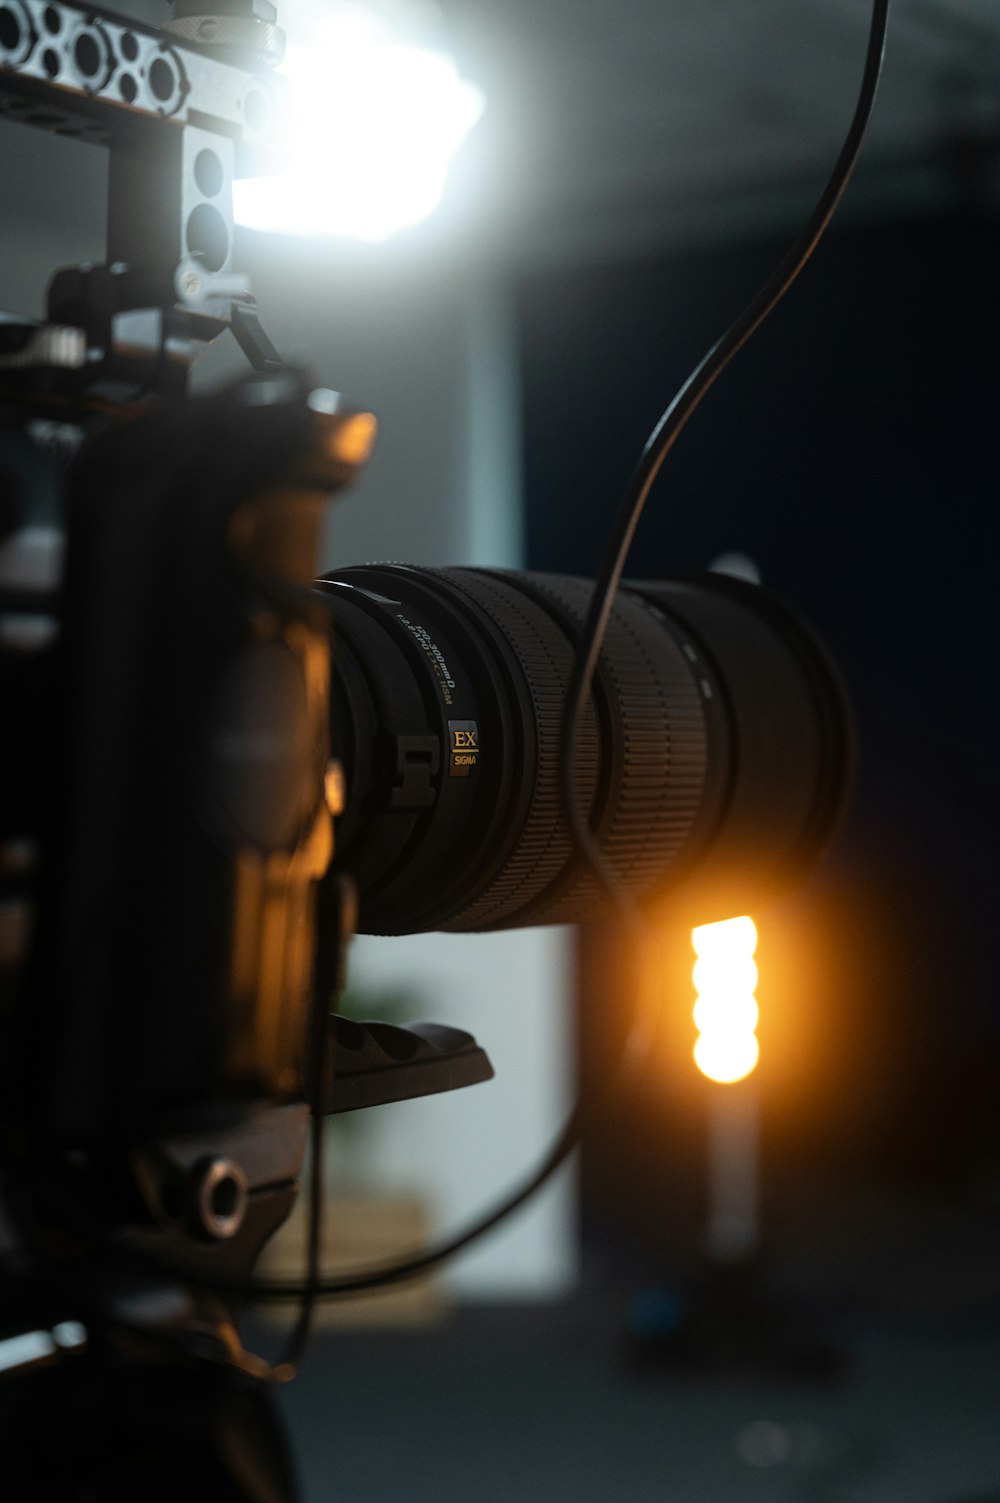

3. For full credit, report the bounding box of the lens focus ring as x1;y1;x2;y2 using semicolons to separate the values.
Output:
500;574;707;925
434;571;708;929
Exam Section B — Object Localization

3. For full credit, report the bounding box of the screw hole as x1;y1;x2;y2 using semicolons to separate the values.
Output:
0;7;22;52
73;30;101;78
149;54;174;102
194;147;224;198
186;202;229;273
210;1175;240;1221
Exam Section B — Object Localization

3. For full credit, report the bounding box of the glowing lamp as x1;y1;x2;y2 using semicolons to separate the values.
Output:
691;916;759;1084
234;3;485;241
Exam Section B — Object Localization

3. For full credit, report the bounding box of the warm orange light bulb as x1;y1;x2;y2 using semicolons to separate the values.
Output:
692;915;757;958
693;1031;760;1085
692;915;758;1084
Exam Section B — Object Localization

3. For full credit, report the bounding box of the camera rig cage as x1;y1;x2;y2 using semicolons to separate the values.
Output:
0;0;287;392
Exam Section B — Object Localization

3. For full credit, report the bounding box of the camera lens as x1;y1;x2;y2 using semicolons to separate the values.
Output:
319;567;853;934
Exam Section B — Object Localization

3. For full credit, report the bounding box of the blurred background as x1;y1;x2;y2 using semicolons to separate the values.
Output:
4;0;1000;1497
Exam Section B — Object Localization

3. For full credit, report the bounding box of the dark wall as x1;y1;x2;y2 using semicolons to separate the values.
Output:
517;212;1000;1234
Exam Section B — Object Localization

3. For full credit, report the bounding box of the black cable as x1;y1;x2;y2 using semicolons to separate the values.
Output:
275;874;354;1358
234;0;892;1306
560;0;890;913
57;0;890;1309
259;1106;587;1301
278;1059;324;1362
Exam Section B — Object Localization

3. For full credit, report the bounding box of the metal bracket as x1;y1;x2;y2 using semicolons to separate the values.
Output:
325;1017;495;1114
1;0;288;395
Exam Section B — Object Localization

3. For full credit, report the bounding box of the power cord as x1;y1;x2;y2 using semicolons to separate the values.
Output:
55;0;890;1315
250;0;891;1306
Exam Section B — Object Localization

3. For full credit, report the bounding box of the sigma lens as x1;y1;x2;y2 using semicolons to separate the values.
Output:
319;567;853;934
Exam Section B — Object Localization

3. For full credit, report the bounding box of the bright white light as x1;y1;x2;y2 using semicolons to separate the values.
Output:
692;952;758;998
692;915;757;958
235;4;485;241
693;992;759;1036
694;1031;760;1086
692;915;759;1085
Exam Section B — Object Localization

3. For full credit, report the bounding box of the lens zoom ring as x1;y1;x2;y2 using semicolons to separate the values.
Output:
503;575;707;926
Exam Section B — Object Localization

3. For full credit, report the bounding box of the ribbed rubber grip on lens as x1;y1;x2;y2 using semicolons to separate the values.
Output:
439;571;709;931
510;575;708;926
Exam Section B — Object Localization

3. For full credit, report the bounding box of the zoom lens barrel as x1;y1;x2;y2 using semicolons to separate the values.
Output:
318;568;854;934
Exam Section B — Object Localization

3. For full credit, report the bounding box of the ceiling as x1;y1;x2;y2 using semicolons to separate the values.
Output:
3;0;1000;282
440;0;1000;260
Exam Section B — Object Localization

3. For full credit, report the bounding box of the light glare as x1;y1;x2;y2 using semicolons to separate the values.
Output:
692;952;758;997
694;1032;760;1086
692;914;759;1085
693;992;759;1036
234;8;485;241
692;915;757;957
